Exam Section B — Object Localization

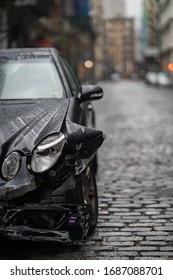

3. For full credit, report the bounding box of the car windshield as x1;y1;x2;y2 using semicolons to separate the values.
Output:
0;58;64;99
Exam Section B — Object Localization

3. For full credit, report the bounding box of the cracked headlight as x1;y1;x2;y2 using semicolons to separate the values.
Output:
2;152;21;180
31;133;66;173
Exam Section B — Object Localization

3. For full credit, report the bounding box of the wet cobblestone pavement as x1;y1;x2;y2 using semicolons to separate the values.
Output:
1;80;173;260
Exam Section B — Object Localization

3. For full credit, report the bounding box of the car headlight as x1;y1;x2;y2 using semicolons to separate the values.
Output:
31;133;66;173
2;152;21;180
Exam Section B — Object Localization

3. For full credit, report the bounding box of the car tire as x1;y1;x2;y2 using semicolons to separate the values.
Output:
92;154;98;174
81;165;98;233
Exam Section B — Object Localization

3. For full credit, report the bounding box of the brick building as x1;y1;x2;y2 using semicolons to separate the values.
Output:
104;18;134;76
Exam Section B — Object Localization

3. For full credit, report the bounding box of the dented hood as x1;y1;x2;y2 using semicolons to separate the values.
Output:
0;98;69;156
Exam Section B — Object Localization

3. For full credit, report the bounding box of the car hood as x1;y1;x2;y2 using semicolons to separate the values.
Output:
0;98;69;156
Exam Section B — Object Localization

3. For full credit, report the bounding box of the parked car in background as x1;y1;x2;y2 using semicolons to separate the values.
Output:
145;71;173;87
157;72;173;87
111;72;122;82
145;71;158;86
0;48;105;243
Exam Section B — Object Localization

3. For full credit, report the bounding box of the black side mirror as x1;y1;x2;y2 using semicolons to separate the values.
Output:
79;85;103;103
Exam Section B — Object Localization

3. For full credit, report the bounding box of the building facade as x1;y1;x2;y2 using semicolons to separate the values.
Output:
101;0;125;19
159;0;173;75
104;18;134;76
141;0;160;72
90;0;105;80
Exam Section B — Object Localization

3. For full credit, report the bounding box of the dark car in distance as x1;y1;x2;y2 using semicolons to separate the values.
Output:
0;48;105;243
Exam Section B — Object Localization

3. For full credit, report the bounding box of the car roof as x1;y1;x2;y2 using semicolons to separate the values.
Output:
0;47;60;59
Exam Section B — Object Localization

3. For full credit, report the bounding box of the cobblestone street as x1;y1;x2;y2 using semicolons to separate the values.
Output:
1;80;173;260
87;80;173;260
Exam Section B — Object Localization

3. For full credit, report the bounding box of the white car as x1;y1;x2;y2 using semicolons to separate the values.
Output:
145;72;158;85
157;72;173;87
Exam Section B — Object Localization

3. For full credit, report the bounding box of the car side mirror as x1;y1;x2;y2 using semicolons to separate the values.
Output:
79;85;103;103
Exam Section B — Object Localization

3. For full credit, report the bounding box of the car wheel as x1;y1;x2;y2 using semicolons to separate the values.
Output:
82;165;98;233
92;154;98;174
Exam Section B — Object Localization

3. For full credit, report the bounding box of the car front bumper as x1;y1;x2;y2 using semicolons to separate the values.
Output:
0;203;91;243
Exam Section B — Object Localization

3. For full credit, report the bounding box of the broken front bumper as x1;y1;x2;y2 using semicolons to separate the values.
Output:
0;203;91;243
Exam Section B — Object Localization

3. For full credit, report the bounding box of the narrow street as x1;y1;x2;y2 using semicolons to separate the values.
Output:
1;79;173;260
90;79;173;259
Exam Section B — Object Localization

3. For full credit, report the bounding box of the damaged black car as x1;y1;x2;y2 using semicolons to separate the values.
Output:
0;48;105;243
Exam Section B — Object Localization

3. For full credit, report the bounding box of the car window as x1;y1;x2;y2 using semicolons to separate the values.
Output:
0;58;64;99
60;57;80;96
